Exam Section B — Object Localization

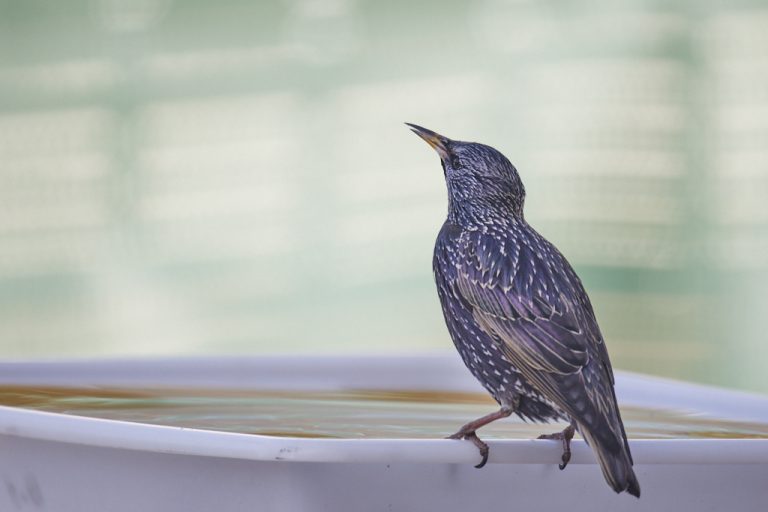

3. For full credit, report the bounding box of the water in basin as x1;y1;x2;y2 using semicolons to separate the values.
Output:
1;386;766;440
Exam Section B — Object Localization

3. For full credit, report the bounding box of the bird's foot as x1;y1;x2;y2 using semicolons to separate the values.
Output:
445;406;515;469
447;429;489;469
538;423;576;470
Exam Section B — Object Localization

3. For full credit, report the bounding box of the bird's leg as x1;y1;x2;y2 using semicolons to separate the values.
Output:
447;404;515;469
538;421;576;470
449;431;490;469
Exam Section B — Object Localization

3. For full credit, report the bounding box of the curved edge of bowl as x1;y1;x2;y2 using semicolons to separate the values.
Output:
2;405;767;466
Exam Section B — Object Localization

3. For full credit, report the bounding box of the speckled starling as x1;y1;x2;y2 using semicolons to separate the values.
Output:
408;123;640;498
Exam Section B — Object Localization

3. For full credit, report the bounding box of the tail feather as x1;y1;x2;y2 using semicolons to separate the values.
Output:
581;428;640;498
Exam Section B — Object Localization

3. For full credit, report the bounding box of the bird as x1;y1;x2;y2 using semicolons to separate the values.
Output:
407;123;640;498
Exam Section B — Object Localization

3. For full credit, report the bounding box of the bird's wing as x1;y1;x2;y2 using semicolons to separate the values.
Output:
453;228;625;450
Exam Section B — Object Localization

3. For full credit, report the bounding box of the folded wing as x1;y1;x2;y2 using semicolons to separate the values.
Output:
453;228;631;458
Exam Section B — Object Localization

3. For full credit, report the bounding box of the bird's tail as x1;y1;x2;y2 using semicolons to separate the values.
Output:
580;427;640;498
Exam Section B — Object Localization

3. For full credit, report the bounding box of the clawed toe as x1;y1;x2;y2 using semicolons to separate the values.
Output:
446;407;515;470
447;430;490;468
538;423;576;470
468;432;489;468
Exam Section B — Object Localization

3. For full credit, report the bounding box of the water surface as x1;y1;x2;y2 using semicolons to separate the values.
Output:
2;386;766;440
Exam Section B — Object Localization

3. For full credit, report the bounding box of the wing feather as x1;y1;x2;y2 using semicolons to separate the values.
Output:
453;228;623;445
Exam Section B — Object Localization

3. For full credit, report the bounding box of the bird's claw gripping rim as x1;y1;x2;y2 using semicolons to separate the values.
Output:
446;406;515;469
537;423;576;470
447;430;490;468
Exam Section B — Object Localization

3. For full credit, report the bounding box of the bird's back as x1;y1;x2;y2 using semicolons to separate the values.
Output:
434;218;639;497
433;220;566;423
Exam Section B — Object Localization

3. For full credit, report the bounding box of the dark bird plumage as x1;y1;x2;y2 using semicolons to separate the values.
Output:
408;123;640;498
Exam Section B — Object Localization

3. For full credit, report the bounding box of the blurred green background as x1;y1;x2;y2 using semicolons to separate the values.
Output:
1;0;766;393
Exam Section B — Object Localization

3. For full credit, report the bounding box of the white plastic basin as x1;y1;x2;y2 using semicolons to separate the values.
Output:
1;355;767;511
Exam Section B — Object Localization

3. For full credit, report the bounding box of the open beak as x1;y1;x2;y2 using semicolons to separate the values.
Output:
406;123;451;161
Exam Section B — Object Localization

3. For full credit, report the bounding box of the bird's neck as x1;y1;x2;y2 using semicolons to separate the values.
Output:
445;173;525;228
447;195;524;228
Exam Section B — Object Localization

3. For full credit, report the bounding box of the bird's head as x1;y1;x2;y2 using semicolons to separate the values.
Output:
406;123;526;222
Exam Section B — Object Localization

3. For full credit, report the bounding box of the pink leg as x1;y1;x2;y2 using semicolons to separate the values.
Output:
447;405;514;469
538;422;576;470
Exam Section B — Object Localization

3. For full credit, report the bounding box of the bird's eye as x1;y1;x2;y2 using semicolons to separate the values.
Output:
450;156;461;168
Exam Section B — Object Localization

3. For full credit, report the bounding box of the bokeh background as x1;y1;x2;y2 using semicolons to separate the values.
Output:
1;0;766;393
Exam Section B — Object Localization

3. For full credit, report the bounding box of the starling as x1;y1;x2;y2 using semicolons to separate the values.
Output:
407;123;640;498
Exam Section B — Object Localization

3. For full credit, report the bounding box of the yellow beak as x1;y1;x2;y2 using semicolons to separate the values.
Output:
406;123;451;160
